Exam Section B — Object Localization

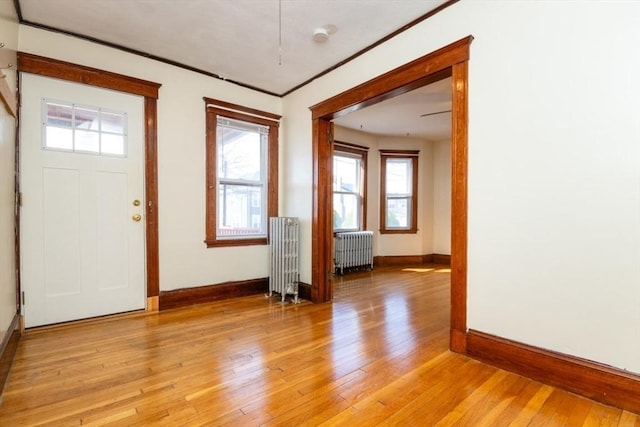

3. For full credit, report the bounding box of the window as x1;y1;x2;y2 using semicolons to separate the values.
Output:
204;97;279;247
380;150;419;234
42;99;127;156
333;142;368;232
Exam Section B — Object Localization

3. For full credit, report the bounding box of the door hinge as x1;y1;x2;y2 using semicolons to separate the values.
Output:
21;291;25;306
16;192;22;207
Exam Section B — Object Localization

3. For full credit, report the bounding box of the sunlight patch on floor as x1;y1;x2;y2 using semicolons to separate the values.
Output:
402;268;434;273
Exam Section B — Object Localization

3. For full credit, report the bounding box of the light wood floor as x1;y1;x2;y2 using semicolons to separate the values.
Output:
1;265;638;426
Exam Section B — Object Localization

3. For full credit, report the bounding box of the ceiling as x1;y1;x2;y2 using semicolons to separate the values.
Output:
16;0;453;140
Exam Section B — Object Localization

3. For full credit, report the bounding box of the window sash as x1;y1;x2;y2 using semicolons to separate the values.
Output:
204;98;280;247
333;147;366;232
215;115;267;239
379;150;418;234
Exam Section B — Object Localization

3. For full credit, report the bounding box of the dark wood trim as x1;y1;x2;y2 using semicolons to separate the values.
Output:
309;37;472;350
333;140;369;152
144;97;160;298
309;36;473;119
449;61;469;354
373;254;450;267
0;314;21;396
298;282;312;302
379;150;419;234
282;0;460;96
203;97;281;122
432;254;451;265
17;53;160;98
203;103;279;248
466;330;640;414
333;142;368;231
16;53;162;302
159;278;269;311
374;255;429;267
311;118;334;303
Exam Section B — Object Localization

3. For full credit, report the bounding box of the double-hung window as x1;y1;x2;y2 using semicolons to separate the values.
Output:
204;98;279;247
380;149;419;234
333;142;368;232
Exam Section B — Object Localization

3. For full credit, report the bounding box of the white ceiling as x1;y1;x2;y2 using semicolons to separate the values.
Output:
17;0;453;140
333;77;452;141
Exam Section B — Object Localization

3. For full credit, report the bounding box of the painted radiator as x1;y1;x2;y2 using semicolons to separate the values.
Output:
334;231;374;275
269;217;300;303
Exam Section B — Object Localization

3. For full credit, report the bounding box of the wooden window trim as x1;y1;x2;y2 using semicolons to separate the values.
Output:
379;149;419;234
333;141;368;232
204;97;279;247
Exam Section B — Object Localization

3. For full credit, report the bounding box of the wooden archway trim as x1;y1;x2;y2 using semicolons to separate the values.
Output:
16;53;162;310
309;36;472;353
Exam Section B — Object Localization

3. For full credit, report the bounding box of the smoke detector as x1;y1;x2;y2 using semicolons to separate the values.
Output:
312;24;337;43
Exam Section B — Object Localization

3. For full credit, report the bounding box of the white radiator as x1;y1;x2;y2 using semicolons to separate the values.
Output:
334;231;374;275
269;217;300;303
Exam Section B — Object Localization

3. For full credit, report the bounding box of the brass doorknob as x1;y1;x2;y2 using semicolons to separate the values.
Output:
132;214;142;222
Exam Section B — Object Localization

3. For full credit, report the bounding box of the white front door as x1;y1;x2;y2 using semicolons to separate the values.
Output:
20;73;146;327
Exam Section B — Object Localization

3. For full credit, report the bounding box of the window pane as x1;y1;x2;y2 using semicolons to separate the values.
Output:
43;101;128;157
386;197;410;228
46;102;73;128
101;111;126;134
217;120;263;181
333;193;359;230
333;155;360;193
75;107;100;131
386;158;411;195
75;130;99;153
101;134;126;156
45;127;73;150
218;184;264;237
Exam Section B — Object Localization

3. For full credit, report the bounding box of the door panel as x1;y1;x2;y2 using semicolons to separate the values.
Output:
20;73;145;327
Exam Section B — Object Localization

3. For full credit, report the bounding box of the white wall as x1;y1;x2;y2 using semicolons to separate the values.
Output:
283;1;640;374
14;0;640;375
18;26;282;292
433;140;451;254
334;126;450;258
0;0;18;341
377;135;434;257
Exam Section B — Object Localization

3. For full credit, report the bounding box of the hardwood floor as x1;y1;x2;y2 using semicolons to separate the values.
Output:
1;265;638;426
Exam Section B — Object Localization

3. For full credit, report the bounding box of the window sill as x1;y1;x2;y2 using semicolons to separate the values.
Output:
379;228;418;235
205;237;268;248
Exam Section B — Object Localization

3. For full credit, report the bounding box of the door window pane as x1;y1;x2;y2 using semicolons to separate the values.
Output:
74;130;99;153
42;100;128;157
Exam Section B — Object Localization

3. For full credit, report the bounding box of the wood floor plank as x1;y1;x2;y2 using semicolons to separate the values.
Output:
0;264;637;425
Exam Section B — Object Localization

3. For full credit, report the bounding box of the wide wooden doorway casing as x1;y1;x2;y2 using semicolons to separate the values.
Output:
309;36;472;353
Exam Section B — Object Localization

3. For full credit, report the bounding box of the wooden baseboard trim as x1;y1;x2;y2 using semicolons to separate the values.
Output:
298;282;312;302
159;278;269;310
466;329;640;414
374;255;430;266
432;253;451;265
0;313;21;397
373;254;451;266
